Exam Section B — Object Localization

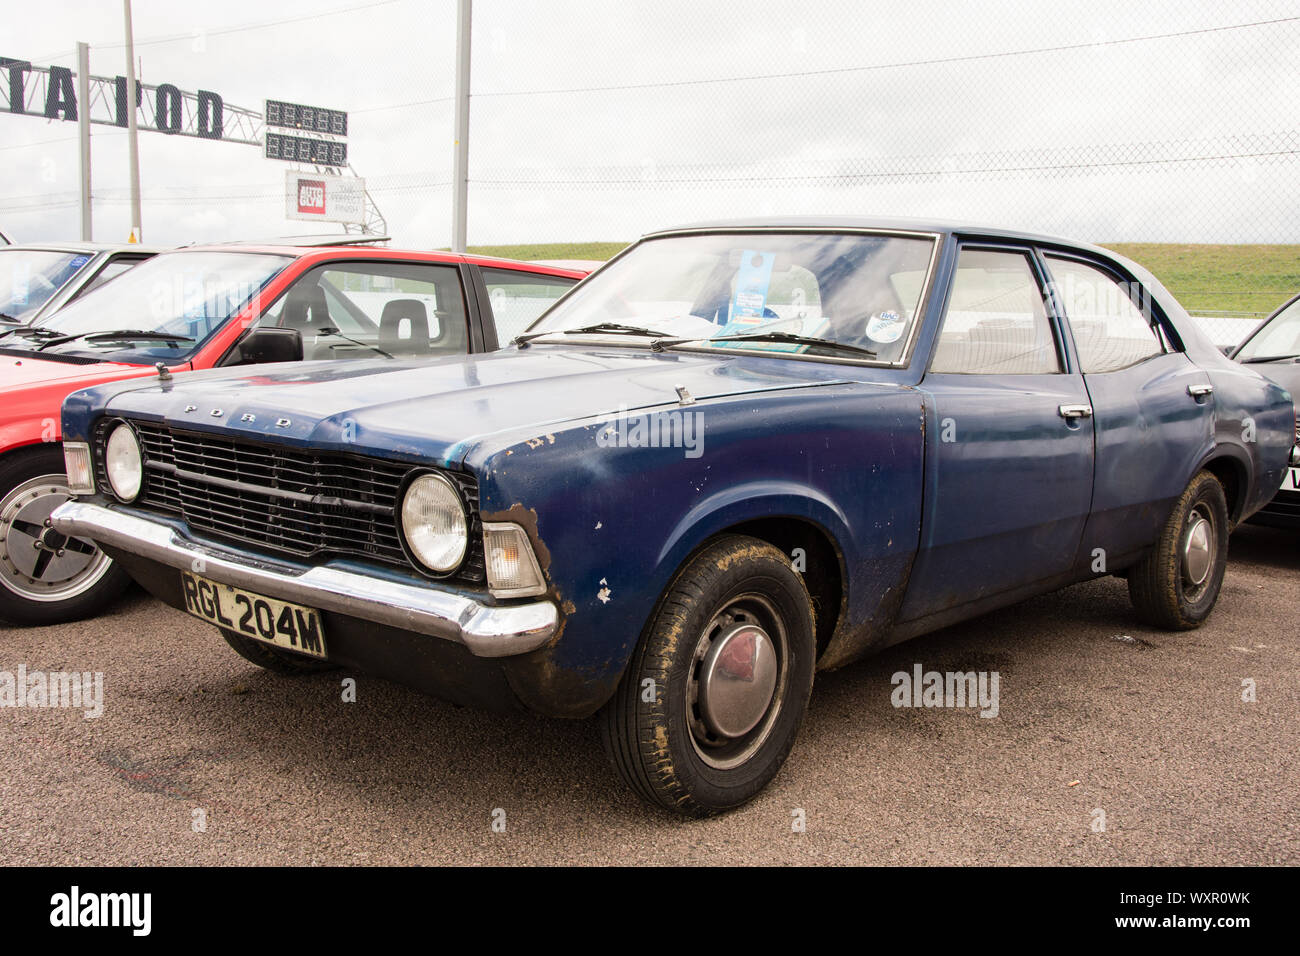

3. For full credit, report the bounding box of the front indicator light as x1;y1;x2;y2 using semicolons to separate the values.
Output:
483;522;546;598
63;442;94;495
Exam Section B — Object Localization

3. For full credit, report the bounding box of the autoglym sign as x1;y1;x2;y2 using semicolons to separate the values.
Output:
285;171;366;225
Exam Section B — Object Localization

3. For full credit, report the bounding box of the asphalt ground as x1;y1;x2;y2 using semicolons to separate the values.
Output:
1;523;1296;866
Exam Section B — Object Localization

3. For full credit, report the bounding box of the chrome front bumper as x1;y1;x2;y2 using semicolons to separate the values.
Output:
50;501;558;658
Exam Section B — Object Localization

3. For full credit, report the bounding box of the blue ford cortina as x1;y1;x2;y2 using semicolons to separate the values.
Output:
52;219;1295;815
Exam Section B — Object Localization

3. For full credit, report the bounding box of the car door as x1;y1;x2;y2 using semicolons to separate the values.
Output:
900;244;1095;622
1041;252;1215;564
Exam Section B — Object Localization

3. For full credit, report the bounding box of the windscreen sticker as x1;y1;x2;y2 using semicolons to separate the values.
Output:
866;309;905;343
725;249;775;328
68;255;90;270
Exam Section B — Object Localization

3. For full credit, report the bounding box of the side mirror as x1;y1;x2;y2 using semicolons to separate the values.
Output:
236;327;303;365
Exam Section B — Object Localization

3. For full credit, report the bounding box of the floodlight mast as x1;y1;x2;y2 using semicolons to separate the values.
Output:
76;41;91;240
123;0;143;242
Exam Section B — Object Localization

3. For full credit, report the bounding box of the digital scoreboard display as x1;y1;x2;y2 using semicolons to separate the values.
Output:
264;132;347;167
265;99;347;137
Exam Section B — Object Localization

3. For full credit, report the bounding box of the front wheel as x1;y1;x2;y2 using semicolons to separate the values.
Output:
1128;470;1229;629
599;534;816;816
0;446;131;626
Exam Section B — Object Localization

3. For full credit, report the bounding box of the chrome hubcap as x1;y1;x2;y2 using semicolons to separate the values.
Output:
687;594;788;770
0;475;113;602
1182;508;1213;589
698;624;779;739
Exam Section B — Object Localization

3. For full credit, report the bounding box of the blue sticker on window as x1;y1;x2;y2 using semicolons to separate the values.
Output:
720;249;775;333
68;255;91;270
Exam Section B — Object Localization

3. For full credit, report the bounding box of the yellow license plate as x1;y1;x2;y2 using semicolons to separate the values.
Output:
180;572;327;659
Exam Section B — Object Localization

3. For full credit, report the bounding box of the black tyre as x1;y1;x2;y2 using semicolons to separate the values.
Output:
1128;470;1229;629
219;628;337;675
0;446;132;626
599;534;816;816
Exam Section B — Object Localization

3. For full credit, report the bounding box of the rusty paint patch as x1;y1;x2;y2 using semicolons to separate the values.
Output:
481;502;552;573
817;553;916;671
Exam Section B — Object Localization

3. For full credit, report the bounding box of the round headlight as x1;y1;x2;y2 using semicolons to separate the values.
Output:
400;472;468;573
104;423;143;501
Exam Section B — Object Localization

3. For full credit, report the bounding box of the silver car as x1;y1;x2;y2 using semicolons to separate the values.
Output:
0;242;158;326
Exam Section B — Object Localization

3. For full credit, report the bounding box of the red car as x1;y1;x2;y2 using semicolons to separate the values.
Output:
0;242;586;625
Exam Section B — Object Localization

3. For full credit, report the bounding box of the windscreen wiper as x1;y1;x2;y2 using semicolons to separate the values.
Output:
36;329;195;351
702;330;878;358
0;326;61;341
315;326;394;360
0;313;21;325
1240;354;1300;363
514;322;675;346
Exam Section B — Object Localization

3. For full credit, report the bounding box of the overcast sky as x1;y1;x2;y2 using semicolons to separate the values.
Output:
3;0;1298;249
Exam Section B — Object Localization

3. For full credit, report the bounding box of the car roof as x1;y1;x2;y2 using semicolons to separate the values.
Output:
166;243;589;277
644;216;1117;257
1;241;162;254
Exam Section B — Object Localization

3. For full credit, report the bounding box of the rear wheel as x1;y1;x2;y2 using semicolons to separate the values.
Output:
0;446;131;626
1128;470;1229;629
219;628;337;675
599;535;816;816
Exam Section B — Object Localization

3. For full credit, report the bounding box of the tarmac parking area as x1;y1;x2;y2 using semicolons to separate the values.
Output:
1;524;1296;865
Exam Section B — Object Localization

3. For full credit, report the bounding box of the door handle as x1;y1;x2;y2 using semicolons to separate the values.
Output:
1188;383;1214;397
1058;404;1093;419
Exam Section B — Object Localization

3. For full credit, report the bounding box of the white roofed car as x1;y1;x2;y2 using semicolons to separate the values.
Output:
0;242;159;326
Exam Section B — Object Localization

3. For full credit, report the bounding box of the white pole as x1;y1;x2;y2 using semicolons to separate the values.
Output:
76;41;92;241
123;0;143;242
451;0;471;252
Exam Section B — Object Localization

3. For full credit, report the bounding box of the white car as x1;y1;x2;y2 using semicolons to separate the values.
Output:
0;242;158;326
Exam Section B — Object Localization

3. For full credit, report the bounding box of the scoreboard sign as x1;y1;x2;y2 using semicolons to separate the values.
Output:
264;99;348;168
265;99;347;137
265;132;347;167
285;171;366;225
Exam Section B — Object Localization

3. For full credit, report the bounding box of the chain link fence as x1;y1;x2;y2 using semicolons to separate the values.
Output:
460;0;1300;346
4;0;1298;346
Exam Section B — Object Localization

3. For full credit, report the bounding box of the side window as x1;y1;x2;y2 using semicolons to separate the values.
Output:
76;257;144;298
480;268;576;343
930;249;1061;374
257;261;468;359
1044;255;1165;373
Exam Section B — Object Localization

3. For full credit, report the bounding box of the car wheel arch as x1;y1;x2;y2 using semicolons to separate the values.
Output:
0;436;65;467
1196;447;1250;524
652;486;853;660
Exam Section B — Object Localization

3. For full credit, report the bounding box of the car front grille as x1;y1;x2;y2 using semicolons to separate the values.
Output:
95;419;484;582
